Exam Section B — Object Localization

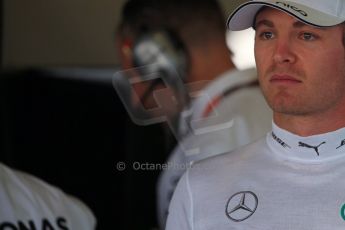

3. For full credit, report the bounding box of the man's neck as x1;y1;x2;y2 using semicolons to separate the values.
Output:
187;46;235;84
274;107;345;136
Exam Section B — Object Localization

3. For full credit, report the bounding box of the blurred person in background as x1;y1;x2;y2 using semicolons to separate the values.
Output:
0;162;96;229
115;0;271;229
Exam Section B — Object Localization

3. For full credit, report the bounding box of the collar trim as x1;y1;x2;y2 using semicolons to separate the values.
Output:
267;122;345;163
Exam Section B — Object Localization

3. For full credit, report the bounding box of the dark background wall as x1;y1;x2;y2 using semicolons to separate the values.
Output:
0;68;176;229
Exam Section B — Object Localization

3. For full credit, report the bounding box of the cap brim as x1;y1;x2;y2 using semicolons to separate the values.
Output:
227;0;345;31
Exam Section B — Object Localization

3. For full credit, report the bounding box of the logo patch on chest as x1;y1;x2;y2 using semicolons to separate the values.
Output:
225;191;258;222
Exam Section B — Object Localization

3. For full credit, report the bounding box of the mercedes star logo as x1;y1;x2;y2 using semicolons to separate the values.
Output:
225;191;258;222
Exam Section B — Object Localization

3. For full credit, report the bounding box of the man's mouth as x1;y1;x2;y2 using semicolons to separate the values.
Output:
270;74;302;84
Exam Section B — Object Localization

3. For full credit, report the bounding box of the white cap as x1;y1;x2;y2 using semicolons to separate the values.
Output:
227;0;345;31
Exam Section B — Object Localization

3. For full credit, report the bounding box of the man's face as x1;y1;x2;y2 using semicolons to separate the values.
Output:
254;8;345;118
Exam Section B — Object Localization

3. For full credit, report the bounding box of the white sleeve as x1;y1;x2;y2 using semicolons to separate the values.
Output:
165;170;193;230
0;163;97;229
157;143;188;229
61;194;97;229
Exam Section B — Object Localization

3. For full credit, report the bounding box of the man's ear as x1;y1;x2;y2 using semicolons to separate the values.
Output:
118;38;134;69
121;38;133;59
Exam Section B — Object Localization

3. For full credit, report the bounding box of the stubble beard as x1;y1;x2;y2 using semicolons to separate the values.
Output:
259;65;310;116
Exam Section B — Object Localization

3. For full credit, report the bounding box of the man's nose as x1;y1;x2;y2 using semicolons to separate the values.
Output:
273;40;296;64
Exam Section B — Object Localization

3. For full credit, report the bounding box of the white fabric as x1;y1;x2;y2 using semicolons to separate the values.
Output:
227;0;345;31
157;68;272;228
166;122;345;230
0;163;96;229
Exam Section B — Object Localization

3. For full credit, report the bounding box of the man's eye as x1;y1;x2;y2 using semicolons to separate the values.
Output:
259;31;274;40
300;32;317;41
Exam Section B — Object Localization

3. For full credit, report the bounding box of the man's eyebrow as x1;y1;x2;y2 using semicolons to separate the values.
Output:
293;20;308;28
254;19;274;29
254;18;325;30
